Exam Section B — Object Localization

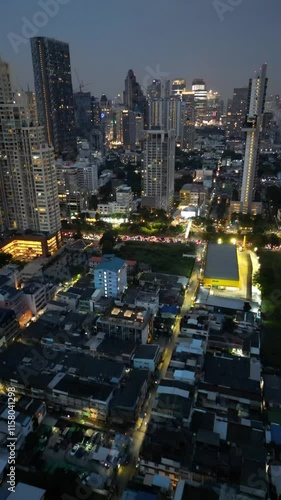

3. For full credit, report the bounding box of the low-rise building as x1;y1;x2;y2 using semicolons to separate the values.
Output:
152;379;193;427
116;184;133;209
94;255;127;298
51;374;114;421
0;308;19;345
56;291;80;311
110;369;148;424
0;264;20;288
0;285;28;320
7;482;46;500
197;353;261;419
97;305;153;344
133;345;161;372
23;282;55;315
179;183;206;207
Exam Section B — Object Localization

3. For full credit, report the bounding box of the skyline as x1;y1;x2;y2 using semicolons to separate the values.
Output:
0;0;280;102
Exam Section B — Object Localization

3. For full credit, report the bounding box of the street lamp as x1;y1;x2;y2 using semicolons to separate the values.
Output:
217;238;222;245
231;238;236;245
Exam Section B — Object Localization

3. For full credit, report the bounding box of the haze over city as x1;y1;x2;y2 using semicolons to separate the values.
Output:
0;0;280;100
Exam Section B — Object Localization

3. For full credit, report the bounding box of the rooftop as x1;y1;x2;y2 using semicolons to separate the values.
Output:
7;482;46;500
203;353;261;393
134;345;159;360
95;254;126;273
53;374;114;402
96;337;136;357
111;370;148;410
204;243;239;282
98;304;151;327
180;183;205;192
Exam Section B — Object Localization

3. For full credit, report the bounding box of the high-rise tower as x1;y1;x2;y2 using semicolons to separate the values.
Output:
226;87;248;139
0;60;61;235
239;64;267;214
230;64;268;215
30;37;76;157
141;129;175;211
123;69;147;127
192;79;207;125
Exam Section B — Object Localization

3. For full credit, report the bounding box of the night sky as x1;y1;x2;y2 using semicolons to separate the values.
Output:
1;0;280;102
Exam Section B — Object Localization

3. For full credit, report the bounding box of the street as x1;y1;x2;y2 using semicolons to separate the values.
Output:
114;259;200;497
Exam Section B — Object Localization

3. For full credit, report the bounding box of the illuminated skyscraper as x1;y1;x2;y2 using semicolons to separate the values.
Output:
239;64;267;214
123;69;148;126
172;79;186;96
192;79;207;125
230;64;268;215
31;37;76;157
0;60;61;235
142;129;175;211
226;87;248;139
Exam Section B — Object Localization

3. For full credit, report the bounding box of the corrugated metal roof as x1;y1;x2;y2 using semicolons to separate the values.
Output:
204;243;239;281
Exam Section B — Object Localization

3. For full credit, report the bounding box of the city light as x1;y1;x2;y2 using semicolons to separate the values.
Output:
217;238;222;244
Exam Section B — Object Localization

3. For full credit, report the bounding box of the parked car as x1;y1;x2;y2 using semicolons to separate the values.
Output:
70;443;79;456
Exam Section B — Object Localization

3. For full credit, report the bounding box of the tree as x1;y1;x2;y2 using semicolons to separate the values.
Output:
89;194;98;210
73;229;82;240
100;231;117;254
0;252;13;267
269;234;280;247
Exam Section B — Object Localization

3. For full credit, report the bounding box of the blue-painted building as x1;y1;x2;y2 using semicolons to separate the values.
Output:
94;255;127;298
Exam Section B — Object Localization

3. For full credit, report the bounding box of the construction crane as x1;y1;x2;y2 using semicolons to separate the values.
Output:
74;69;92;93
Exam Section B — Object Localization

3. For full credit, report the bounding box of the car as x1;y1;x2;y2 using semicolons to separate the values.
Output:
70;443;79;456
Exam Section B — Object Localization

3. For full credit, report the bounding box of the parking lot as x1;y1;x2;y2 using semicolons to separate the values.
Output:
38;419;130;491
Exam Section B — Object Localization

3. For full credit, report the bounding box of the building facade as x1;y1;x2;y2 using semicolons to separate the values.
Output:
0;61;61;235
192;79;207;125
142;129;175;211
226;87;249;139
94;255;127;298
30;37;76;157
238;64;267;214
74;91;92;137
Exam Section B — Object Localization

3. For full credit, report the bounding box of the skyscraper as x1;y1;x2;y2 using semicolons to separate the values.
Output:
74;91;92;137
0;60;61;235
226;87;248;139
141;129;175;211
123;69;148;126
14;89;38;126
148;97;166;129
172;79;186;96
192;79;207;125
147;79;170;99
30;37;76;157
122;109;136;149
181;92;196;150
231;64;268;215
166;96;182;138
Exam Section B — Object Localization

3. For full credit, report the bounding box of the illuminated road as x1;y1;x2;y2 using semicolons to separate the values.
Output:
114;258;201;497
